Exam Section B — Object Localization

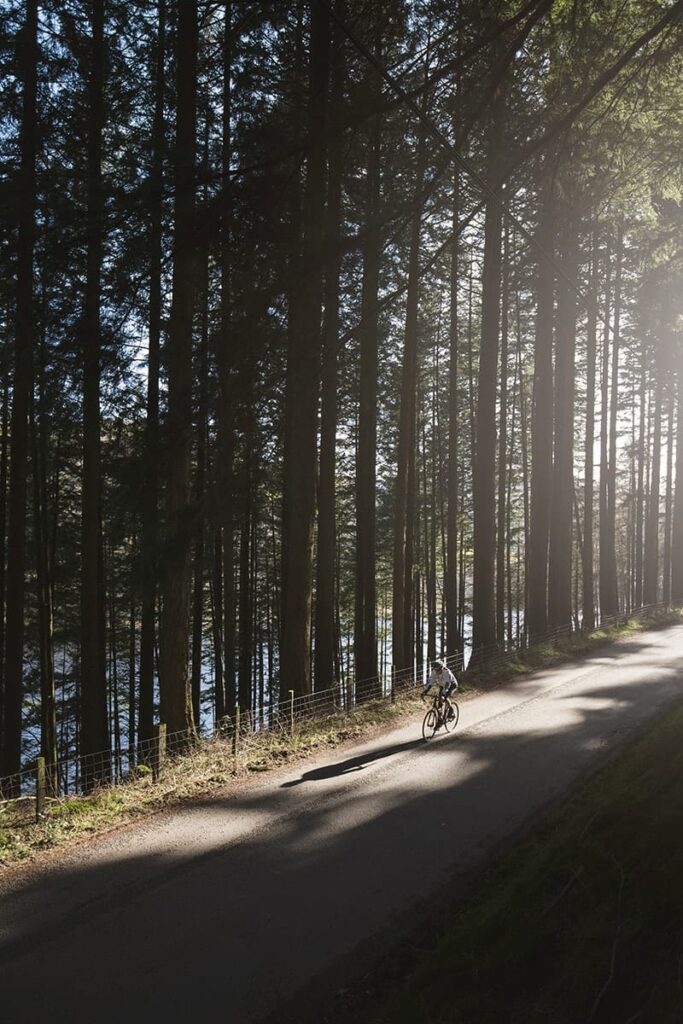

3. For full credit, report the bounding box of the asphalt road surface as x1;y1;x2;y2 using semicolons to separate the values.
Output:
2;624;683;1023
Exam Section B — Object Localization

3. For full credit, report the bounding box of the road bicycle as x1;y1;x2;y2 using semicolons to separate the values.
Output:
421;691;459;741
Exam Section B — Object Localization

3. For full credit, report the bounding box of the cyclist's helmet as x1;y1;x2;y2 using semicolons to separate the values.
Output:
432;659;445;671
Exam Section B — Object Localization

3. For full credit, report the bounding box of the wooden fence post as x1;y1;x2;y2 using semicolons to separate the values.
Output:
289;690;295;739
153;723;167;781
391;665;396;703
36;757;46;822
232;703;240;762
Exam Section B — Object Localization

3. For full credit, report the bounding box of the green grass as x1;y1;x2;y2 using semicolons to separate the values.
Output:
358;701;683;1024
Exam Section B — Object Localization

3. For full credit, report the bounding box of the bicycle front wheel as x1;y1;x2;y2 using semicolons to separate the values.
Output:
422;708;438;741
444;701;460;732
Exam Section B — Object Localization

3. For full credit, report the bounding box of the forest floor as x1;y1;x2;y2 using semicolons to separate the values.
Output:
329;698;683;1023
0;607;679;869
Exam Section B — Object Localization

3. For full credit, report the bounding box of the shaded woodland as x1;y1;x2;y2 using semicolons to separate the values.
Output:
2;0;683;783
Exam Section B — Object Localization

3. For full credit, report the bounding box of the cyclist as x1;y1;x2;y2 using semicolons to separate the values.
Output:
422;659;458;720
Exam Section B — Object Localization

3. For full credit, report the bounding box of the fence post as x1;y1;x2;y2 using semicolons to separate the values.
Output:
289;689;295;739
232;703;241;761
36;756;46;822
153;723;167;781
391;664;396;703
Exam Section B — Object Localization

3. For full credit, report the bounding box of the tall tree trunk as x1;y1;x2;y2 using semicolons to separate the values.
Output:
190;235;209;728
31;371;57;792
315;1;344;693
238;453;253;713
426;407;437;663
628;395;637;613
671;368;683;603
212;527;225;722
215;2;236;715
517;300;530;641
128;581;136;761
108;570;121;774
548;199;578;629
434;339;447;657
2;0;38;784
445;87;462;660
506;341;518;644
663;393;674;606
403;384;418;671
0;379;9;750
139;0;166;748
445;169;461;659
281;1;329;697
582;229;597;631
643;378;662;606
526;171;555;642
392;120;427;674
257;540;265;725
496;219;510;641
80;0;109;786
604;224;622;614
354;40;381;696
159;0;197;737
635;342;647;607
237;347;257;716
461;264;476;646
599;235;613;620
471;91;505;662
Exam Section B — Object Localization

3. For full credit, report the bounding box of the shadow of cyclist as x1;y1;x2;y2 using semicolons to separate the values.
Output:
281;738;425;788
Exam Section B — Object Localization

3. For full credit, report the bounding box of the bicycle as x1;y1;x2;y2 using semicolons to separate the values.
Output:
421;691;459;741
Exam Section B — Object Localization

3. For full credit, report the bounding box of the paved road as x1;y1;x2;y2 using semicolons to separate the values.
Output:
2;625;683;1023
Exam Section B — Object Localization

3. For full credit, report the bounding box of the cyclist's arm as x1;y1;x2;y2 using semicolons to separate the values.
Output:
422;670;436;697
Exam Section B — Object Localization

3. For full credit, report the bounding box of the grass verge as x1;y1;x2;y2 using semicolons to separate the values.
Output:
467;607;683;686
2;608;680;871
344;701;683;1024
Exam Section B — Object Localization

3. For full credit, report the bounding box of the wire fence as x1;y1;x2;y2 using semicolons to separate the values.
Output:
0;602;668;825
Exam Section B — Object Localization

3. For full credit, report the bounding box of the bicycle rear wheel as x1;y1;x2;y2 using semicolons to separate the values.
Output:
444;701;459;732
422;708;438;741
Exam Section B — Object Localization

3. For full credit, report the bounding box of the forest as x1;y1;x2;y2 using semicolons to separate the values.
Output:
1;0;683;791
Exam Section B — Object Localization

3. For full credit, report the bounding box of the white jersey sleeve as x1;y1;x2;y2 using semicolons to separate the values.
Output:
423;668;439;694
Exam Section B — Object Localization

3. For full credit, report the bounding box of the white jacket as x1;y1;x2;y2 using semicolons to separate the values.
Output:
423;665;457;696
